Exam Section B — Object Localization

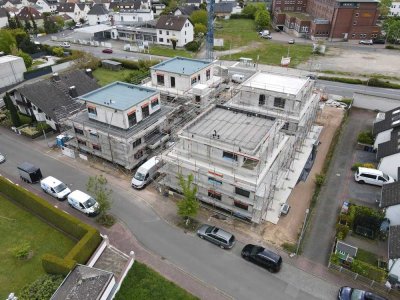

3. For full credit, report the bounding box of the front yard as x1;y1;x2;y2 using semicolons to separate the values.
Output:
92;67;133;86
0;195;76;299
149;45;194;58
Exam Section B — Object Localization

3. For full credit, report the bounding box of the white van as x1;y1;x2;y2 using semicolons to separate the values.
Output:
40;176;71;200
67;190;100;216
131;156;161;189
232;74;245;83
60;41;70;48
354;167;395;186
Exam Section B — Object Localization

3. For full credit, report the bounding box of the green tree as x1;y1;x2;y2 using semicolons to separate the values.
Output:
15;15;22;29
0;29;17;53
379;0;392;17
177;174;199;225
30;13;37;33
255;9;270;31
242;4;258;19
24;20;32;32
53;15;65;30
383;18;400;43
19;275;63;300
52;46;64;57
194;23;207;36
43;13;58;34
190;10;207;27
7;12;17;29
86;175;113;218
3;92;21;127
16;50;33;68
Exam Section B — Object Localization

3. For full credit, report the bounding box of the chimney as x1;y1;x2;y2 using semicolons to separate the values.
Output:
85;68;93;78
69;86;78;98
52;73;60;81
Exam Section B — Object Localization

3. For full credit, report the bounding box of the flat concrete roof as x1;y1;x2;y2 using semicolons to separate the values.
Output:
151;57;212;76
79;81;158;111
74;24;112;34
186;106;275;151
0;55;22;64
243;73;308;96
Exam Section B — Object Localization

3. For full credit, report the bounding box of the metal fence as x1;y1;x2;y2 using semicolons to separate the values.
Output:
328;262;400;298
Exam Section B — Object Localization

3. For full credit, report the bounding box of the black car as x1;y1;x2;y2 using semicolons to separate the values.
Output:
241;244;282;272
373;39;386;44
338;286;387;300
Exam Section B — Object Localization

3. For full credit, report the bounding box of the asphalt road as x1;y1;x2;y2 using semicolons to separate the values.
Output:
0;128;338;299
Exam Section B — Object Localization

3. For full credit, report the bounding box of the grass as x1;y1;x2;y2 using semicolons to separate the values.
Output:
149;45;194;58
0;195;76;299
214;19;259;50
221;42;313;67
114;261;199;300
92;67;133;86
356;248;378;265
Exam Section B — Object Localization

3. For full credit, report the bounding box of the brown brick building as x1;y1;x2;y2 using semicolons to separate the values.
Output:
272;0;380;40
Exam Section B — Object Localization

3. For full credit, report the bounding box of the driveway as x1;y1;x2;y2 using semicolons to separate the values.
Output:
302;108;377;265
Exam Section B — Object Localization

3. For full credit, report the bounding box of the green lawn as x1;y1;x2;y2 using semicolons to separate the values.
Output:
114;261;199;300
214;19;259;50
92;67;133;86
356;248;378;265
0;196;75;299
220;42;313;67
149;45;194;58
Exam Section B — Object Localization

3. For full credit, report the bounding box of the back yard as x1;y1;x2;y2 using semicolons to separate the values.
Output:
0;195;76;299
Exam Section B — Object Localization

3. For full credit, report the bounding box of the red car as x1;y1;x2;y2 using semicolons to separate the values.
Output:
102;48;113;54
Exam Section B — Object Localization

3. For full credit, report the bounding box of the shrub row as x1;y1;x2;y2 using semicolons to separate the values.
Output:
318;76;400;89
0;176;102;275
351;259;387;282
318;76;363;85
110;58;159;70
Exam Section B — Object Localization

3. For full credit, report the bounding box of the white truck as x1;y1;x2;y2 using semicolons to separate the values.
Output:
67;190;100;216
131;156;162;189
40;176;71;200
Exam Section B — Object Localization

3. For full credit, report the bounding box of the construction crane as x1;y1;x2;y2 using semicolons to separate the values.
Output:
206;0;215;61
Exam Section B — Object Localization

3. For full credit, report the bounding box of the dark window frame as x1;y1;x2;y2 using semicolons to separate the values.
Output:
274;97;285;109
235;187;250;198
128;111;137;127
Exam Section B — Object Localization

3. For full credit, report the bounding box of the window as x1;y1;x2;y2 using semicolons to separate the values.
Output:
128;111;137;127
134;150;144;159
208;190;221;200
157;74;165;85
159;38;163;42
222;151;238;161
274;97;285;109
38;108;42;113
88;106;97;116
92;144;101;151
206;69;211;80
235;187;250;198
170;76;175;88
353;21;357;26
166;30;169;35
74;127;84;135
208;177;222;186
77;139;86;146
234;200;249;211
167;39;170;43
142;104;150;118
132;138;142;148
282;122;289;130
259;94;266;105
45;115;51;121
151;98;159;108
159;30;162;34
191;77;197;85
195;95;201;103
355;12;359;17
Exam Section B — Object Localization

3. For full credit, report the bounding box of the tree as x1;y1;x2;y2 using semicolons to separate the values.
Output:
190;10;207;27
0;29;17;53
383;18;400;43
86;175;113;221
242;4;258;19
16;50;33;68
15;15;22;29
30;13;37;33
7;12;16;29
24;20;32;32
379;0;392;18
194;23;207;36
3;92;21;127
52;46;64;57
53;16;65;30
177;174;199;225
43;13;58;34
18;35;38;54
171;38;177;50
255;9;270;31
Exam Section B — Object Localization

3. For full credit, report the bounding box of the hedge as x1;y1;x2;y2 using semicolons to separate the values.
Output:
351;259;387;282
318;76;363;85
110;58;159;70
0;176;102;275
318;76;400;89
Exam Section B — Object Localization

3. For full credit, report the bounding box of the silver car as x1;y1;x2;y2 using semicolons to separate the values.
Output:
0;153;5;164
197;224;235;249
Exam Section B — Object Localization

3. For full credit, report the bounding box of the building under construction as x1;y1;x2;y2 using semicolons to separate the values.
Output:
161;72;322;224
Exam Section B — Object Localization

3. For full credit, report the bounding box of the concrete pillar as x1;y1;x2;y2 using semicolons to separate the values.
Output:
104;235;110;246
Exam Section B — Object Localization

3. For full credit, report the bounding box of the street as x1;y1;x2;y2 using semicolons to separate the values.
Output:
0;128;338;299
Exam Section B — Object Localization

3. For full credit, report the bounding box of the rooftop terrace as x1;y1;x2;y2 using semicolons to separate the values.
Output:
151;57;212;76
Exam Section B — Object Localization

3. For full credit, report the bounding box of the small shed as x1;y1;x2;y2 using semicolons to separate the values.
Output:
335;240;358;263
102;60;122;71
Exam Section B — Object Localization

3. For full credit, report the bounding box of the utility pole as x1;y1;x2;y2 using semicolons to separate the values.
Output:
295;208;310;255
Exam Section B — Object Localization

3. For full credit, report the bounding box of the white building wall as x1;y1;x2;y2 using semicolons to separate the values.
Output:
378;152;400;181
385;205;400;225
88;13;109;26
112;10;154;23
0;56;27;89
0;16;7;28
374;129;392;149
390;2;400;16
156;20;193;47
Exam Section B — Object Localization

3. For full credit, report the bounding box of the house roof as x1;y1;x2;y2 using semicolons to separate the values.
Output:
77;3;85;10
0;7;8;17
186;0;201;3
377;128;400;160
335;240;358;257
381;181;400;208
109;0;141;10
17;70;99;122
51;13;72;21
57;3;75;12
151;57;212;76
174;5;199;16
373;106;400;135
51;264;114;300
88;3;108;15
214;2;235;14
156;14;189;31
17;6;42;19
389;225;400;259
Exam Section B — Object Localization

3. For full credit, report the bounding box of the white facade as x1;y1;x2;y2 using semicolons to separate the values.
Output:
156;19;193;47
111;9;154;24
378;152;400;181
57;4;85;22
386;205;400;226
88;12;109;25
390;2;400;16
0;15;7;28
0;55;26;89
374;129;392;150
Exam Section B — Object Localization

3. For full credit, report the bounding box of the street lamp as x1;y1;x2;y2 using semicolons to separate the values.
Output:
295;208;310;255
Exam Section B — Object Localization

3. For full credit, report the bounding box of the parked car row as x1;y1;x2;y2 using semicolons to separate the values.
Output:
197;224;283;273
354;167;395;186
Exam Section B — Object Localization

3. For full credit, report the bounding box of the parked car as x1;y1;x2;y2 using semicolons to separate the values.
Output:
373;38;386;44
0;152;5;163
131;156;162;189
359;39;373;45
75;22;82;28
197;224;235;249
354;167;395;186
67;190;100;216
241;244;282;272
40;176;71;200
338;286;387;300
280;203;290;216
261;34;272;39
102;48;113;54
288;39;295;44
17;162;43;183
60;41;70;48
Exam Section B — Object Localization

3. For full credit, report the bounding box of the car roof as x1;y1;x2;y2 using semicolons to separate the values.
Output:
259;249;281;262
358;167;382;174
214;228;233;239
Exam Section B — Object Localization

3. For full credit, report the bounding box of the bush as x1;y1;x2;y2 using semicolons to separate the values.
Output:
0;176;102;275
330;253;341;265
351;162;376;171
19;274;64;300
281;242;297;253
386;45;396;49
357;130;374;145
367;77;400;89
20;126;42;138
185;41;200;52
351;259;387;282
318;76;363;85
52;47;64;57
35;121;52;132
336;224;350;240
315;174;325;186
97;214;116;227
18;112;33;125
339;98;352;106
11;241;31;260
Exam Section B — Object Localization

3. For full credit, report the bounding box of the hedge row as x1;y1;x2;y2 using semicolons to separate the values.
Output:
318;76;363;85
318;76;400;89
0;176;102;275
110;58;159;70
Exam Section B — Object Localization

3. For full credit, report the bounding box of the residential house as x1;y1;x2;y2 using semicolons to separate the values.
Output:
335;240;358;263
214;1;241;18
0;7;8;28
68;81;172;169
109;0;141;11
87;3;109;25
11;70;99;131
1;0;23;11
0;55;26;89
155;15;194;47
57;3;83;23
151;2;165;16
390;2;400;16
110;2;154;25
173;5;199;16
17;6;43;26
388;225;400;286
185;0;202;7
22;0;53;13
381;181;400;226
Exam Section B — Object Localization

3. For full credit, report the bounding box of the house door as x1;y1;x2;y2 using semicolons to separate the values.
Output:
171;76;175;88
